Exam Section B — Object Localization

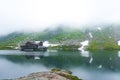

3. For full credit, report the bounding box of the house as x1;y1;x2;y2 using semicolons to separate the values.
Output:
20;41;47;51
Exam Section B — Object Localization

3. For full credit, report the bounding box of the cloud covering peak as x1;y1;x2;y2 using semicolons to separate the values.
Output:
0;0;120;35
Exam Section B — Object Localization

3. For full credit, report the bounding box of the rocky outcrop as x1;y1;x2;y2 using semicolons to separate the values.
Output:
17;68;82;80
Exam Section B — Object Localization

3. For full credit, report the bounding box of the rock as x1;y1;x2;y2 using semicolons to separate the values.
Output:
17;68;82;80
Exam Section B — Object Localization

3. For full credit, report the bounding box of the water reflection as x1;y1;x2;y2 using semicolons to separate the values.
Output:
80;50;90;57
89;50;120;71
118;51;120;57
25;55;44;60
0;50;120;80
0;50;120;71
89;57;93;64
97;65;102;69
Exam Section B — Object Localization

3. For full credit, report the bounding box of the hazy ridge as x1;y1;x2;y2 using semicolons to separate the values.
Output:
0;25;120;50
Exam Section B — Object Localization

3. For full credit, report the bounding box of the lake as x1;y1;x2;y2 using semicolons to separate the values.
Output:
0;50;120;80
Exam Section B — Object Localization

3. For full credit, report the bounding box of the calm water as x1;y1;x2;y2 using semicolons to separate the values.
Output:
0;50;120;80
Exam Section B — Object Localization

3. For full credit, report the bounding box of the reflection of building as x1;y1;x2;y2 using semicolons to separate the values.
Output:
20;41;47;51
25;54;44;60
24;51;50;60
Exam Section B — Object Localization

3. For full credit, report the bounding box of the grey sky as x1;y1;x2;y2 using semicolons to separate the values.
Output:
0;0;120;35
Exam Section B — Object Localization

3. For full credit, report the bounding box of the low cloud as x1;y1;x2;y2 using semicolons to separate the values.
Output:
0;0;120;35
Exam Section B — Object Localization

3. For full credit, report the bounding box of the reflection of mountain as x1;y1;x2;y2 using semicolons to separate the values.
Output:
1;51;120;71
89;50;120;71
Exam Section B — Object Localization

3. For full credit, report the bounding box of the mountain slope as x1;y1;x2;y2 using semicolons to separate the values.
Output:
0;25;120;50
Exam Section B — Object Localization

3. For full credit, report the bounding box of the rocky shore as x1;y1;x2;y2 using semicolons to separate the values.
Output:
17;68;82;80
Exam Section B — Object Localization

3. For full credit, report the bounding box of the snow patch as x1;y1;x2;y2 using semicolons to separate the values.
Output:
78;40;90;57
89;32;93;38
117;40;120;46
49;44;60;47
78;40;89;50
79;40;89;48
43;41;50;47
43;41;60;47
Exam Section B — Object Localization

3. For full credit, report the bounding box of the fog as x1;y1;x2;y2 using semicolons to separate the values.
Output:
0;0;120;35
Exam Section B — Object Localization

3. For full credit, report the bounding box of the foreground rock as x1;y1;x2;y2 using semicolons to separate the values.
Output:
17;68;82;80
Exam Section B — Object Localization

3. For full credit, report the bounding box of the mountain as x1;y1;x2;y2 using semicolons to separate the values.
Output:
0;25;120;50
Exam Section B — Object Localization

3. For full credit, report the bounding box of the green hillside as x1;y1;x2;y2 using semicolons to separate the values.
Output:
0;25;120;50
